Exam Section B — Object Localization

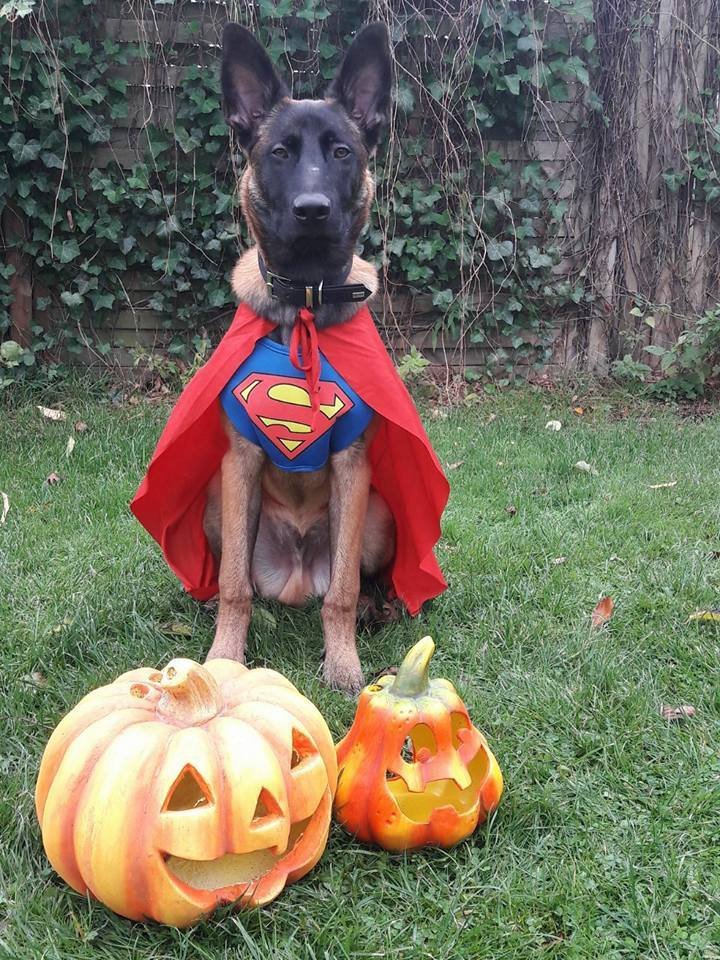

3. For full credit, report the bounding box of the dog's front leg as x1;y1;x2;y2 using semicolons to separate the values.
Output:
206;429;265;663
322;437;371;693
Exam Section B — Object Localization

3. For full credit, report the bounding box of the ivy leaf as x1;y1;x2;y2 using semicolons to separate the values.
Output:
0;1;36;20
396;84;415;113
527;247;554;269
40;151;64;169
56;239;81;263
60;291;84;307
89;291;115;310
486;239;514;261
9;132;41;163
87;122;111;144
0;340;24;366
504;74;521;96
207;287;230;308
516;35;537;53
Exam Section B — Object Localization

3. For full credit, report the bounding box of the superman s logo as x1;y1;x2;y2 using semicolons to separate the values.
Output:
232;373;353;460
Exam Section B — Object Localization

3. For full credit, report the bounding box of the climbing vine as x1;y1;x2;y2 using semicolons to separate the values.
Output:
0;0;595;385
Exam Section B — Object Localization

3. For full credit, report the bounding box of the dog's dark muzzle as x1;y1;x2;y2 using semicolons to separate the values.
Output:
292;193;331;223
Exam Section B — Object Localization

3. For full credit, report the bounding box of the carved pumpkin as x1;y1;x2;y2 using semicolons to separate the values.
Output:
334;636;503;851
35;658;337;926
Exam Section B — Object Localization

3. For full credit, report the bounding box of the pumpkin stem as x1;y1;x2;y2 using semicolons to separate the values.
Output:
390;636;435;697
156;659;223;725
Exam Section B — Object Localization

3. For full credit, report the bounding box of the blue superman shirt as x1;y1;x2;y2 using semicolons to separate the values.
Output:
220;337;373;473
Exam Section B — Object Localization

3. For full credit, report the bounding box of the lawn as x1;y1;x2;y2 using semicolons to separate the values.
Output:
2;379;720;960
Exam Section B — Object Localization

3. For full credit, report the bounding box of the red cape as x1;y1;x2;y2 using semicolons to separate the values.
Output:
131;303;449;615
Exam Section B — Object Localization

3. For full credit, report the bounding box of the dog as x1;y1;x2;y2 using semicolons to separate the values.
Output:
202;22;397;692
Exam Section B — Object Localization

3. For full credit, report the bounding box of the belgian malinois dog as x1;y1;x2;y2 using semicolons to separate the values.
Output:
203;22;396;692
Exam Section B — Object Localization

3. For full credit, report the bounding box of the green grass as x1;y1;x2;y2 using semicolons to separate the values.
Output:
2;380;720;959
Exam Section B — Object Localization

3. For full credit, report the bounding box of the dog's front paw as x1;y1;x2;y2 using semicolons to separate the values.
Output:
323;648;364;695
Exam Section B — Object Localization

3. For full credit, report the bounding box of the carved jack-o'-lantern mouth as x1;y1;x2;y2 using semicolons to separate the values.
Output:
163;817;313;892
385;752;490;822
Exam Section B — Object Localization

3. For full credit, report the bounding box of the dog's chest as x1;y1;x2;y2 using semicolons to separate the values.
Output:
220;337;372;472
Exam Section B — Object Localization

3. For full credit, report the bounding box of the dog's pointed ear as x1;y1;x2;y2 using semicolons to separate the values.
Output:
221;23;288;149
327;23;392;152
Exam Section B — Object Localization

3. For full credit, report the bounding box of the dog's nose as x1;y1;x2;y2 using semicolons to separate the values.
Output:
292;193;331;222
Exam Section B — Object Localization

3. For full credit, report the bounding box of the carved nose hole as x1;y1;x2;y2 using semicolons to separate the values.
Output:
252;787;282;823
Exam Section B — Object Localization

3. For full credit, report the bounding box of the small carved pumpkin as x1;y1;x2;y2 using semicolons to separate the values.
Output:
35;658;337;926
334;636;503;851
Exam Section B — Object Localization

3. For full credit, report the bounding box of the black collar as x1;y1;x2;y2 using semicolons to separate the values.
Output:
257;254;372;310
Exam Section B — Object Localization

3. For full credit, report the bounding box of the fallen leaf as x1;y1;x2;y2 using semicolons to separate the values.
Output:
447;460;465;471
37;405;66;422
65;435;76;458
45;472;61;486
660;704;696;722
505;504;518;516
688;609;720;622
545;420;562;431
51;615;74;634
649;481;677;489
22;671;48;688
485;413;497;425
575;460;598;475
573;406;585;415
591;596;614;628
74;420;88;433
552;556;566;565
255;606;278;631
0;491;8;525
160;621;193;637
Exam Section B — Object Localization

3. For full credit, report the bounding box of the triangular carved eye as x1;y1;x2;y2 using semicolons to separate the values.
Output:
252;787;282;824
290;728;316;769
164;766;213;811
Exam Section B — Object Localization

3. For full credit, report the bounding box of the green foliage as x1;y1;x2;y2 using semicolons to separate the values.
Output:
395;345;430;383
611;354;651;384
642;306;720;400
0;0;595;381
664;101;720;206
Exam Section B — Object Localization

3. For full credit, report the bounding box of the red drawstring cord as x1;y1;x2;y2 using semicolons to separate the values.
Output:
289;307;321;419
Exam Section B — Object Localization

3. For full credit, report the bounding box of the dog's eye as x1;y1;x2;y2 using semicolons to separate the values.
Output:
272;145;289;159
333;146;351;160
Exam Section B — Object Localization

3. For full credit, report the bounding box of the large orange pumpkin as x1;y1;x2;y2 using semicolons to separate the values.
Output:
335;636;503;851
35;657;337;926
